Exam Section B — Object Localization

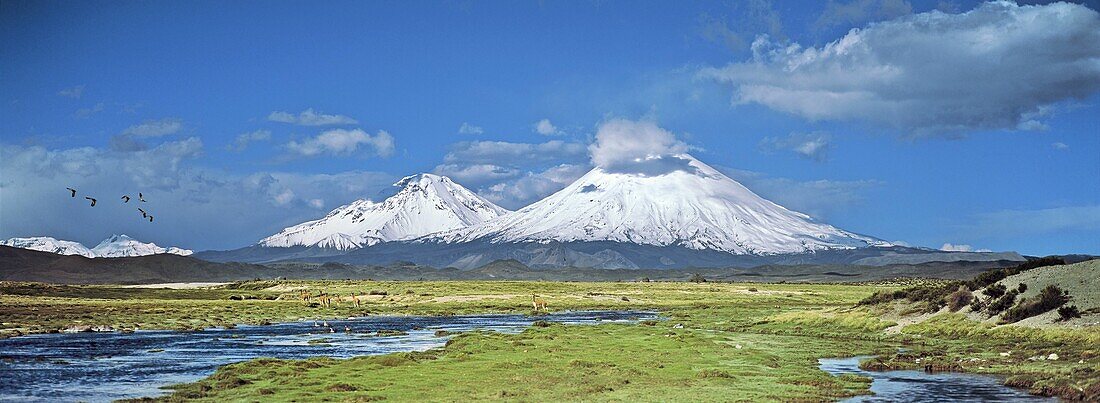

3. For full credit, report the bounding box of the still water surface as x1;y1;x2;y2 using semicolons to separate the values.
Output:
819;356;1057;402
0;310;656;402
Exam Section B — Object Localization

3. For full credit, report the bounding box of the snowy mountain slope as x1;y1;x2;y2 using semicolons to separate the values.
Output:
0;237;96;257
90;234;194;257
429;154;889;255
258;174;509;249
1;235;192;257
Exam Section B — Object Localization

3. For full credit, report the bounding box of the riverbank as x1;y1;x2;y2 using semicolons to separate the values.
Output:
2;280;1096;401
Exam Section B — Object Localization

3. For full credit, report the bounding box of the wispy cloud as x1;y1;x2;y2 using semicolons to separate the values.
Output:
73;102;105;119
720;167;882;219
123;118;183;137
962;205;1100;239
268;108;358;126
759;132;831;162
434;139;590;208
58;85;85;99
814;0;912;31
702;2;1100;136
457;122;484;135
697;0;784;52
1052;142;1069;151
285;128;394;158
0;140;394;249
227;129;272;152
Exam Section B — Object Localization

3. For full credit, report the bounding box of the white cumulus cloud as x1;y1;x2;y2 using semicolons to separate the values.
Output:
286;128;394;158
588;118;690;173
940;243;991;253
534;119;561;136
702;1;1100;136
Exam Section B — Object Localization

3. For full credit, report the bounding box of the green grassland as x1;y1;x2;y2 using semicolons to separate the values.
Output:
1;279;1097;401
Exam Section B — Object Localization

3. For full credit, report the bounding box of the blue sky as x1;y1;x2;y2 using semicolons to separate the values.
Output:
1;0;1098;255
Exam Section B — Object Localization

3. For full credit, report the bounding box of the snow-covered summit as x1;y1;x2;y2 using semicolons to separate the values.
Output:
90;234;194;257
429;154;890;255
0;236;96;257
258;173;509;250
1;235;193;257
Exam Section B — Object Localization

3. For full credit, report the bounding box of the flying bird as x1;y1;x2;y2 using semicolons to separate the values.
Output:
139;193;146;202
67;188;76;197
84;197;97;207
121;195;131;203
138;208;147;218
148;215;154;223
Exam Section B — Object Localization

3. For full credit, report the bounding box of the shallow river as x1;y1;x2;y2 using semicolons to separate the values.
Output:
0;310;656;402
819;356;1057;402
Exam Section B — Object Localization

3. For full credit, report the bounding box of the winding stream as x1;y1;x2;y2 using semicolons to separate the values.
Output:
0;310;656;402
819;356;1057;402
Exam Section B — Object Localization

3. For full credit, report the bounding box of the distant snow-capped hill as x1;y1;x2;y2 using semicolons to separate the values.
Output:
429;154;890;255
259;173;509;250
1;235;193;258
90;234;194;257
0;237;96;257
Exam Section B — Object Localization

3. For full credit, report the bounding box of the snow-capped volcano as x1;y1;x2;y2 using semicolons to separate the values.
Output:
430;154;889;255
1;237;96;257
258;173;509;250
91;234;194;257
2;235;193;258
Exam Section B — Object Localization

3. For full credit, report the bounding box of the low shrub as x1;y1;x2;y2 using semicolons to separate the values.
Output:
947;286;973;312
1000;285;1070;324
987;290;1019;315
1017;283;1028;293
1057;305;1082;321
983;284;1007;299
689;273;707;283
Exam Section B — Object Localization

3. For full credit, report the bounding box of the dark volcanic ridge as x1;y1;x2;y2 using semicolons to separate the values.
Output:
1;245;1059;285
195;240;1026;270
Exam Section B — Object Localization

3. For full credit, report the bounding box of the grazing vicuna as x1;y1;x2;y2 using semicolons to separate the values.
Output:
532;295;547;312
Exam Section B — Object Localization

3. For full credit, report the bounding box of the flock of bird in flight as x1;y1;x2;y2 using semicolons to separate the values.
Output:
65;187;155;223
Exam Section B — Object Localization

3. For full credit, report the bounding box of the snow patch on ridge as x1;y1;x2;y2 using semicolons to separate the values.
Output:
2;235;193;258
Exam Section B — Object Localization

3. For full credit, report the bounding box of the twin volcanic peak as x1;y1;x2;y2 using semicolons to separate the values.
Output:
257;154;888;256
258;173;510;250
0;234;193;258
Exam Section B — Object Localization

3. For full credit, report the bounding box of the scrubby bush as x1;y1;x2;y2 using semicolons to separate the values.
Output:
1000;285;1070;324
1017;283;1028;293
969;298;985;312
947;286;973;312
965;257;1065;290
855;258;1065;309
983;283;1007;299
689;273;707;283
1057;305;1082;321
987;290;1019;315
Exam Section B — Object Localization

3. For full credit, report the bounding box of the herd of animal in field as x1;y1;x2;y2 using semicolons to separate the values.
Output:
65;187;157;223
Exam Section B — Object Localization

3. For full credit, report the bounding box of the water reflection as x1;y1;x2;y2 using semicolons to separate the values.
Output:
0;310;656;402
819;356;1056;402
